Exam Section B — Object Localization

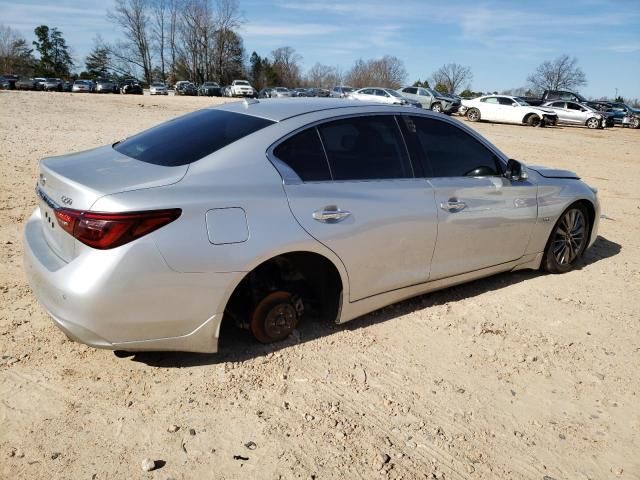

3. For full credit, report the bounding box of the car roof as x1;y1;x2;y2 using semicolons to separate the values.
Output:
214;98;383;121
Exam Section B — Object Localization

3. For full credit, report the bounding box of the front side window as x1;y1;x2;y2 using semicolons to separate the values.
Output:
404;116;501;178
482;97;499;104
497;97;514;105
115;110;274;166
317;116;413;181
567;102;581;111
273;128;331;182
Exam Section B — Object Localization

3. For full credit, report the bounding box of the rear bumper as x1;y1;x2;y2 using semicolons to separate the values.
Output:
23;209;239;353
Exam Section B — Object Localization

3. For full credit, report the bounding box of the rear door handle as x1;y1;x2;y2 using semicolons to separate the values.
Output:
312;206;352;223
440;199;467;212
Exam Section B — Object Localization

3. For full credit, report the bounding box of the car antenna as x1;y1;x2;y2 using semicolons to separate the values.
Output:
243;98;259;107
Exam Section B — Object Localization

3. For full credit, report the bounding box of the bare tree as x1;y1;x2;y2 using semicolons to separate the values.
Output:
345;55;407;88
213;0;243;83
526;54;586;93
430;63;472;94
151;0;168;81
305;62;341;88
167;0;180;83
0;24;35;74
271;46;302;87
107;0;153;84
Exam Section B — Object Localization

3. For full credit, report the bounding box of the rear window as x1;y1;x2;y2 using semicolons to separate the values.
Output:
114;109;274;166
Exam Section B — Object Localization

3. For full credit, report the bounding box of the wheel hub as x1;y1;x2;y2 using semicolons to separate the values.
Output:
551;209;586;265
264;303;297;338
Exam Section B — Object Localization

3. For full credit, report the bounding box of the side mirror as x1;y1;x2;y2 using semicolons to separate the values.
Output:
512;102;518;107
505;159;528;182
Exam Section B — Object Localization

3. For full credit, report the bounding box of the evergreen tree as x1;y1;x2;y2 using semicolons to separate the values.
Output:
33;25;72;76
85;46;111;78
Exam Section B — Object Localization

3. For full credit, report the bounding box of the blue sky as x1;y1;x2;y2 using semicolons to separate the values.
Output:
2;0;639;98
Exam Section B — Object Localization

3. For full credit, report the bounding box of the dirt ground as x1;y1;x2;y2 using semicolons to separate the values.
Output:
0;90;638;480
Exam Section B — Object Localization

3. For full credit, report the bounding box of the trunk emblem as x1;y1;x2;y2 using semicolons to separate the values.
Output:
39;174;46;186
61;196;73;205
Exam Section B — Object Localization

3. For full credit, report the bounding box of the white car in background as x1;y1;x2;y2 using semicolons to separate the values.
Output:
229;80;256;97
150;82;168;95
348;87;409;105
463;95;558;127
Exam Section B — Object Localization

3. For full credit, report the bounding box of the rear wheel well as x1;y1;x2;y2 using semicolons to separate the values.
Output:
223;252;343;330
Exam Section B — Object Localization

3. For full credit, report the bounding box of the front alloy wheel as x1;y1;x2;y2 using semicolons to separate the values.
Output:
542;204;589;273
431;103;443;113
466;108;480;122
586;117;600;129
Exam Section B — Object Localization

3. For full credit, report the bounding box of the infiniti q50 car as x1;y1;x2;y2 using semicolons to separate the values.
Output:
24;99;600;353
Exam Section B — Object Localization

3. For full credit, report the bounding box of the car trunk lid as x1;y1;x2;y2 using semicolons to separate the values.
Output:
37;144;188;262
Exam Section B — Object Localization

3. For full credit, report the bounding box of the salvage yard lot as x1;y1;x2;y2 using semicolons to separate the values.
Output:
0;90;638;479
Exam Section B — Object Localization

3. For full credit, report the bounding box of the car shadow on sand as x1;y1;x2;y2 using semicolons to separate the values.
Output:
124;235;620;368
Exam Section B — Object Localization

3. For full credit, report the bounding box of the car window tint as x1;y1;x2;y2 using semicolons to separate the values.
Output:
497;97;514;105
273;128;331;182
404;87;417;94
482;97;499;104
114;110;274;166
406;116;500;178
567;102;581;110
318;116;413;181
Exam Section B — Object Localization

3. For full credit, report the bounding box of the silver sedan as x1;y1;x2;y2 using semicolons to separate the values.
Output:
541;100;609;128
24;99;600;353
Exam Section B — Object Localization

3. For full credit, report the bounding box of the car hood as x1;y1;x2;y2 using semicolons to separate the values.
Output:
528;165;580;179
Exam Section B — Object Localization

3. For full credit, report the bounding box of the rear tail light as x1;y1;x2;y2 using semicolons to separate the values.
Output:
54;208;181;250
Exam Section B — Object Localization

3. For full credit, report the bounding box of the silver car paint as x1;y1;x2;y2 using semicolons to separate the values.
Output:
23;99;600;353
541;101;602;126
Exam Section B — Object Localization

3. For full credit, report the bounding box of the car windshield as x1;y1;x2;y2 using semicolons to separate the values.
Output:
235;81;250;86
514;97;530;106
74;80;87;85
114;110;275;167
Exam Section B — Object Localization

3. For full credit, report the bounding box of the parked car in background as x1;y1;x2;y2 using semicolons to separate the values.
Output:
42;78;64;92
23;99;600;353
522;90;588;106
95;78;117;93
229;79;256;97
541;100;613;129
150;82;169;95
463;95;558;127
71;80;92;93
607;102;640;128
258;88;274;98
34;77;47;90
1;76;12;89
310;88;331;97
198;81;221;96
121;79;143;95
1;74;18;89
16;78;38;90
330;86;354;98
270;87;292;98
176;82;197;96
62;81;73;92
397;86;460;113
349;87;409;105
291;88;308;97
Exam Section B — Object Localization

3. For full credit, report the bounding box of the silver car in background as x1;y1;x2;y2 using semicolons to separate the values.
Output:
95;79;116;93
150;82;168;95
24;99;600;354
397;86;461;113
270;87;292;98
71;80;91;93
541;100;611;129
330;86;355;98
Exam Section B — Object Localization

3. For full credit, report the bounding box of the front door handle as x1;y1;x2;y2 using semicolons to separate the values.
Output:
312;206;352;223
440;199;467;212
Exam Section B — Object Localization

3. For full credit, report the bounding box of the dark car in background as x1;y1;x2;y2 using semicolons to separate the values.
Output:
198;81;221;96
258;87;274;98
587;101;640;128
95;78;117;93
0;76;11;89
43;78;64;92
176;82;197;96
291;88;308;97
16;78;38;90
121;79;143;95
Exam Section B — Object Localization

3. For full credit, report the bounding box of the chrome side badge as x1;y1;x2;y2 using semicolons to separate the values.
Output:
61;196;73;205
39;173;46;186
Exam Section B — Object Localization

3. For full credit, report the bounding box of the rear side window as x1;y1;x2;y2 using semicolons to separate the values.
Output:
404;116;501;178
273;128;331;181
114;109;274;166
317;116;413;181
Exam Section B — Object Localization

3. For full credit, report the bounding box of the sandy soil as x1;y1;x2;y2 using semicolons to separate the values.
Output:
0;90;638;480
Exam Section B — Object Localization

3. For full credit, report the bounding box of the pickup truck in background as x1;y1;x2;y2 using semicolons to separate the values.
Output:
522;90;588;106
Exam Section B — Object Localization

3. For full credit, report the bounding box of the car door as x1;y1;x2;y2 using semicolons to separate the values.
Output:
478;96;500;121
401;87;418;103
565;102;587;124
418;88;434;108
399;115;538;279
273;115;438;301
496;96;520;123
546;102;568;123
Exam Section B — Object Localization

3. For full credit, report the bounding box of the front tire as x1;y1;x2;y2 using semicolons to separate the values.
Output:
466;108;480;122
431;103;443;113
632;117;640;129
586;117;600;129
542;204;590;273
527;115;541;127
250;291;299;343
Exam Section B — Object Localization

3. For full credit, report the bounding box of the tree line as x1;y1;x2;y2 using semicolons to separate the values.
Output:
5;11;635;103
